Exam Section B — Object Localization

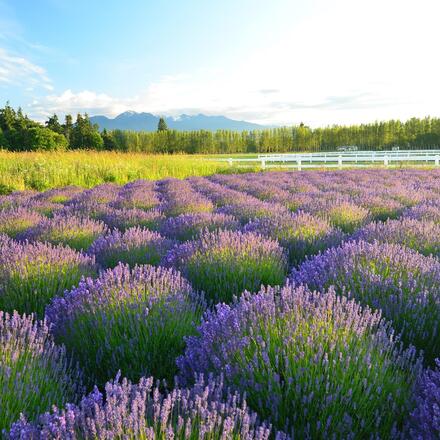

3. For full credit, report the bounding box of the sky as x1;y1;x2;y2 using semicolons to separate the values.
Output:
1;0;439;127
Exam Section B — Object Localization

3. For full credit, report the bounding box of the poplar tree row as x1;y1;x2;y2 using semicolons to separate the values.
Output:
1;104;440;153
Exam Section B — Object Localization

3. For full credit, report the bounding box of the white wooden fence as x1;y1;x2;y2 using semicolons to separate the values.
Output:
219;150;440;170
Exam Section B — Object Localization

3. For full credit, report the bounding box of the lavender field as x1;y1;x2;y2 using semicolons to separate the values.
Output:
1;169;440;439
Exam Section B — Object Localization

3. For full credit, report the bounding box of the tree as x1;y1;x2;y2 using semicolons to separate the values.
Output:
102;129;116;150
46;114;63;134
64;114;73;146
71;113;103;149
23;126;68;151
0;102;16;132
157;117;168;132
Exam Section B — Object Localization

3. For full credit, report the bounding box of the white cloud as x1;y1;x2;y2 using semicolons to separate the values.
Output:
0;47;53;92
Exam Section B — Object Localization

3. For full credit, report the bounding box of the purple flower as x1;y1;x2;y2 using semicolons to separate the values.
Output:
0;207;44;238
46;263;204;387
409;359;440;439
165;229;288;304
244;211;344;264
0;236;96;318
17;214;108;252
352;218;440;257
178;284;422;438
89;226;175;269
0;311;83;434
101;207;165;231
110;180;160;210
8;374;278;439
158;178;214;216
292;239;440;364
160;212;240;241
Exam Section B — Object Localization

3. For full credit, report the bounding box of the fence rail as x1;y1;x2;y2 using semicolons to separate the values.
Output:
218;150;440;170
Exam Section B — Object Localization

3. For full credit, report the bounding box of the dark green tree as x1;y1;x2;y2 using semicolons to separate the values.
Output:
102;129;116;150
71;113;103;149
63;114;73;147
45;114;63;134
157;117;168;132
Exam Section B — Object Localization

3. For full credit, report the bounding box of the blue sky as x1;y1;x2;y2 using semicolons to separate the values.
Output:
1;0;439;126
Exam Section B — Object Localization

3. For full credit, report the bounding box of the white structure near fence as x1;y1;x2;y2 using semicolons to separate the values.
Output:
221;149;440;170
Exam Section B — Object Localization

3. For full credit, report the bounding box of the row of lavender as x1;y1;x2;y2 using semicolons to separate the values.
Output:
0;169;439;438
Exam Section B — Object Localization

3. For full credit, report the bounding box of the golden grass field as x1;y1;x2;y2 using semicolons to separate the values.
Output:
0;150;260;193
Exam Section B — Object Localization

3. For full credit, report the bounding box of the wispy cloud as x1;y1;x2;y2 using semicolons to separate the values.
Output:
0;47;53;91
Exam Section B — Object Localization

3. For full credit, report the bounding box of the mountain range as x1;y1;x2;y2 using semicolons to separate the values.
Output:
90;111;272;132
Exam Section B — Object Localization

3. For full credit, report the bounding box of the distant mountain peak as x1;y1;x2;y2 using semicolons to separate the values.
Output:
90;112;273;132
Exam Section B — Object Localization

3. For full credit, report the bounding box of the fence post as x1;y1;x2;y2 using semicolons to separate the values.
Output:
338;155;342;169
436;156;439;166
297;159;302;171
261;159;266;170
228;158;233;167
384;156;389;167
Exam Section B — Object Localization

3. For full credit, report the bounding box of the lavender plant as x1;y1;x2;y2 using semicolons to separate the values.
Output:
354;193;404;221
158;178;214;217
292;240;440;364
0;207;43;238
353;218;440;257
33;186;84;205
217;199;288;224
68;183;120;205
9;374;278;440
178;285;422;439
160;212;240;241
403;201;440;224
244;211;343;265
101;207;165;231
111;182;160;211
304;199;371;233
0;311;82;434
46;263;204;387
0;236;96;318
165;229;287;304
408;359;440;439
89;227;175;269
18;214;108;251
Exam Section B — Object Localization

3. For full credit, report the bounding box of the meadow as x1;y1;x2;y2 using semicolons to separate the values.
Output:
0;150;260;193
0;168;439;439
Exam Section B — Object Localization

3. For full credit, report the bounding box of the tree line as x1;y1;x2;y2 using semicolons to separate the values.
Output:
1;103;440;153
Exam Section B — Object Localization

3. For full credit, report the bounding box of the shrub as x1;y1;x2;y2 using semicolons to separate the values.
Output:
0;207;43;238
161;212;240;241
34;186;84;204
403;201;440;224
217;199;288;224
0;312;82;434
244;212;343;265
68;183;120;205
354;194;404;221
0;236;96;318
158;178;214;217
165;229;287;304
18;214;107;251
101;207;165;231
352;218;440;257
408;359;440;439
178;285;422;439
46;263;204;388
110;182;160;211
89;227;175;269
304;200;371;233
9;374;277;440
292;240;440;364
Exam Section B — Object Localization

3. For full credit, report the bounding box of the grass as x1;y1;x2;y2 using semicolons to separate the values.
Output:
1;150;438;194
0;150;259;193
